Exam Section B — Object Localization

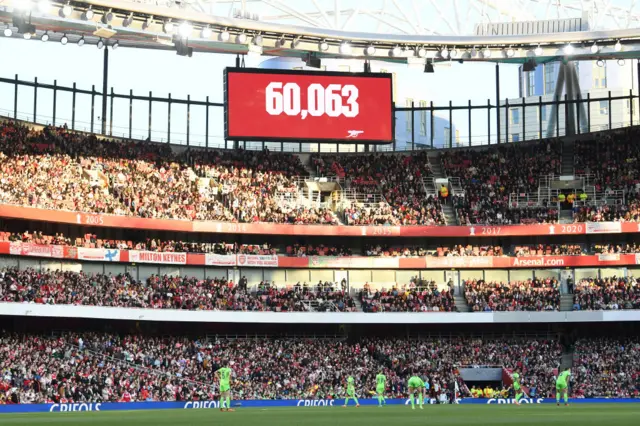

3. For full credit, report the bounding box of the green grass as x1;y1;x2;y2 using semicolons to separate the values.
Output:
1;404;639;426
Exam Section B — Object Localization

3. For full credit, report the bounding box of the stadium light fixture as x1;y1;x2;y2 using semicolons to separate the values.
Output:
163;20;174;34
482;47;491;58
590;42;599;54
37;0;50;14
142;16;153;30
450;48;459;58
122;13;133;27
318;40;329;52
614;40;622;51
23;32;32;40
3;28;12;37
618;58;625;66
596;59;605;67
60;3;72;17
236;33;247;44
200;26;212;38
101;9;114;24
365;45;376;56
291;37;301;48
60;34;68;45
253;34;263;46
416;47;427;58
506;47;515;57
82;7;94;21
97;38;104;49
440;47;449;59
534;44;543;56
391;46;402;57
178;22;192;38
219;30;230;42
41;31;49;42
563;43;574;55
339;42;351;55
112;40;119;49
77;36;85;46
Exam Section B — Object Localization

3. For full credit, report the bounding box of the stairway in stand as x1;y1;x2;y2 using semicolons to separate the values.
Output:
454;295;471;312
560;294;574;311
441;203;457;226
561;141;575;175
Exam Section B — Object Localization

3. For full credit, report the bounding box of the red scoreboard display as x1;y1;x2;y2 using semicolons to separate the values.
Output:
224;68;394;144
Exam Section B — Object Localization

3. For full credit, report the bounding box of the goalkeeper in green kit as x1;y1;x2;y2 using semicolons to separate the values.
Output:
512;370;527;405
556;368;571;406
215;362;234;412
343;375;360;408
407;375;426;410
375;372;387;407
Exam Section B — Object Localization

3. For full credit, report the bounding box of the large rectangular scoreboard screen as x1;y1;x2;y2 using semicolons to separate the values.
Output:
224;68;394;144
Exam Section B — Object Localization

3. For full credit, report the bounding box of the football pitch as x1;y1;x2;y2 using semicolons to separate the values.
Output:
1;404;639;426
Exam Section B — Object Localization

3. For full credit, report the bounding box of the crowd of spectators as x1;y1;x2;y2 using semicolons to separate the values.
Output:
1;332;569;404
572;200;640;223
359;285;455;312
464;278;560;312
0;121;340;225
514;244;583;257
442;141;561;225
314;152;446;226
572;276;640;310
0;268;357;313
593;243;640;254
572;337;640;398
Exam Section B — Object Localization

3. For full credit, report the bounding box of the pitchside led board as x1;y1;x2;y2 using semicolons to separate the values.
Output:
224;68;394;144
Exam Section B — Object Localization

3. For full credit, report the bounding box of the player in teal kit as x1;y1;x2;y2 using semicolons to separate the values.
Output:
407;375;426;410
343;376;360;407
556;368;571;406
375;372;387;407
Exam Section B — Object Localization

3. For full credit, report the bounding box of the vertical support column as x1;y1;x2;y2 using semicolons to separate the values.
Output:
167;93;172;143
13;74;18;119
587;93;591;133
505;98;509;142
468;100;472;147
429;101;434;148
91;85;95;133
71;83;76;130
33;77;38;123
547;64;565;138
495;63;501;144
564;93;570;136
608;90;612;130
630;89;634;127
577;94;581;134
538;96;542;139
148;91;152;140
522;97;526;141
187;95;191;146
487;99;491;145
101;46;109;135
411;101;415;151
205;96;209;148
52;80;57;126
109;87;114;136
449;100;453;147
129;89;133;139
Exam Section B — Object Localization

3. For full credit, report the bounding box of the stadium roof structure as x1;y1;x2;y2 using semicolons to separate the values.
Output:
2;0;640;64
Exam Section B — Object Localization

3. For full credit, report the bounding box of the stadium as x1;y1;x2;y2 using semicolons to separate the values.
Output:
0;0;640;425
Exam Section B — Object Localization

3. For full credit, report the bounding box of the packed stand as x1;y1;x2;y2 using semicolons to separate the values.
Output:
286;244;352;257
359;280;455;312
514;244;583;257
0;121;338;225
0;332;568;404
464;278;560;312
441;141;561;225
313;152;446;226
572;200;640;223
572;276;640;311
0;268;358;313
572;338;640;398
593;243;640;254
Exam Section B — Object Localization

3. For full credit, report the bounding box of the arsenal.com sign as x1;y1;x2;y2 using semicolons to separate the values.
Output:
236;254;278;268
